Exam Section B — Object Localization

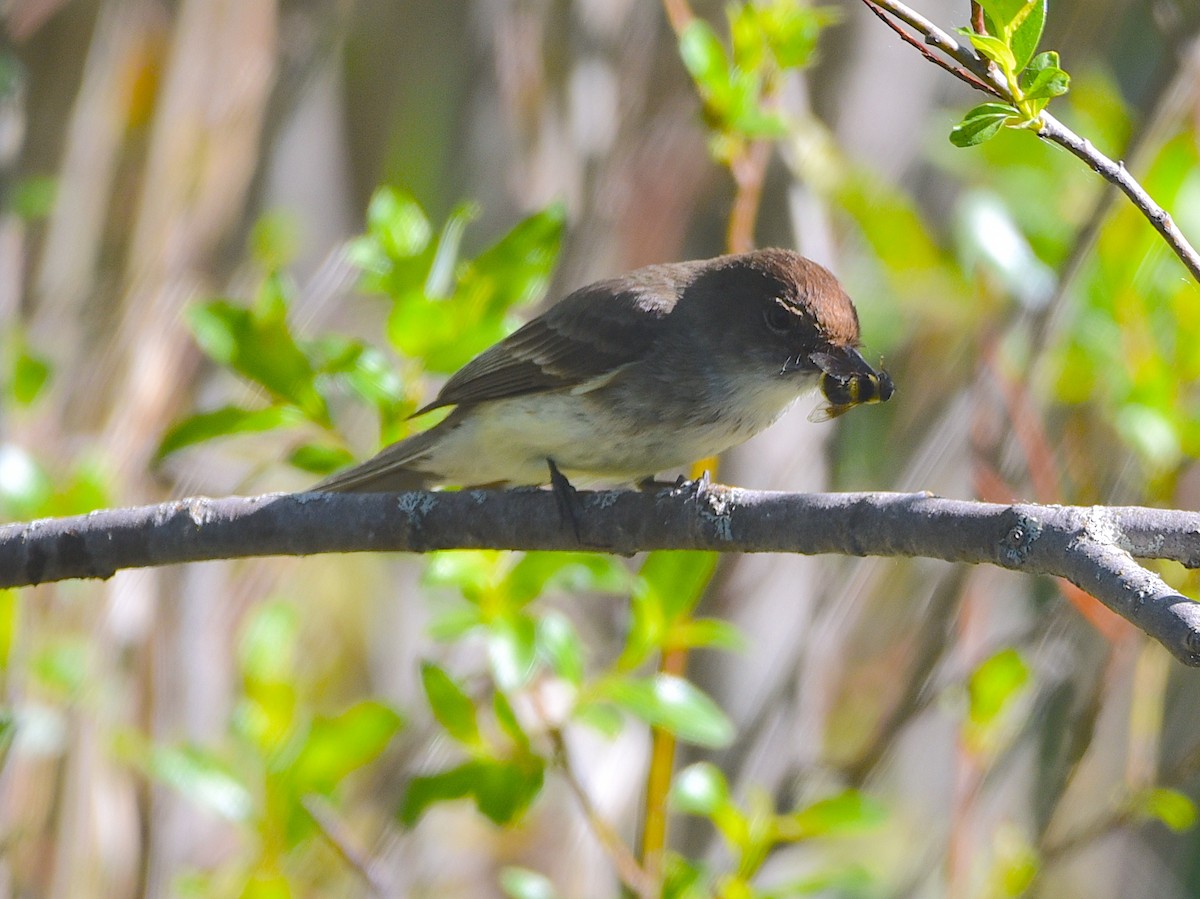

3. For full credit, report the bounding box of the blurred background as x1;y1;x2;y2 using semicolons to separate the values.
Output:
2;0;1200;896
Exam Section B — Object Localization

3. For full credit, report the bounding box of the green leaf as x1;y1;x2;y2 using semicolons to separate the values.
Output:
9;175;56;220
424;550;504;601
670;762;731;817
978;0;1031;33
637;552;719;622
149;745;253;821
968;648;1030;727
678;20;732;100
399;757;544;826
959;29;1017;74
537;612;585;685
776;790;888;840
288;442;355;475
623;552;720;667
1133;787;1198;832
599;674;735;748
471;757;545;825
399;762;477;825
365;186;432;259
949;102;1018;147
250;211;299;270
11;347;50;406
572;701;624;738
0;443;51;520
0;589;18;674
156;405;304;459
240;870;291;899
235;602;300;753
425;201;480;298
759;3;838;69
293;700;404;793
981;0;1045;70
492;690;530;752
187;285;328;423
488;614;539;691
670;617;746;653
420;661;482;747
504;552;631;608
428;604;484;640
238;601;298;686
500;867;560;899
1020;63;1069;102
387;204;564;374
661;854;711;899
1010;0;1045;71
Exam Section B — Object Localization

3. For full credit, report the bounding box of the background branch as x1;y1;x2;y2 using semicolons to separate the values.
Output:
861;0;1200;282
4;488;1200;664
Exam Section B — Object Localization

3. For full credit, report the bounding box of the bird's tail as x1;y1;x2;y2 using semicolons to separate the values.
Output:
309;428;443;493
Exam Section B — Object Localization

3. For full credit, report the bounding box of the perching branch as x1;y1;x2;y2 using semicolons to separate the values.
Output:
3;487;1200;665
860;0;1200;284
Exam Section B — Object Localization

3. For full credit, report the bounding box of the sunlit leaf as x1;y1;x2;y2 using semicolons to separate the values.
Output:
239;601;298;687
428;604;484;641
670;762;731;817
492;690;530;752
637;551;720;623
504;552;630;608
293;700;404;793
536;612;585;685
572;700;624;738
0;589;17;674
489;614;538;691
187;283;328;423
1023;70;1069;107
679;20;732;103
776;790;888;840
0;443;51;519
149;745;254;822
968;648;1030;728
500;867;560;899
11;347;50;406
1133;787;1198;832
365;185;432;260
599;674;734;748
669;617;746;653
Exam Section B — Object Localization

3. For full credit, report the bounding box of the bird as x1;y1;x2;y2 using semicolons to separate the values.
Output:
313;247;891;493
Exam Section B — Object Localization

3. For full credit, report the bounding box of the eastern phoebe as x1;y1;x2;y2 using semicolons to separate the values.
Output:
315;248;891;492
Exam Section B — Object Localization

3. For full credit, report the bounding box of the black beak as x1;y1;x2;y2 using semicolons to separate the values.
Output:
809;346;878;379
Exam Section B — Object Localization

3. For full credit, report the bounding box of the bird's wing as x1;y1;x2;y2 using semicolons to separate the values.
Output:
415;272;683;414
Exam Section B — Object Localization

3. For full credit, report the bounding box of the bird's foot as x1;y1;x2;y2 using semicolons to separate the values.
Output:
547;459;583;542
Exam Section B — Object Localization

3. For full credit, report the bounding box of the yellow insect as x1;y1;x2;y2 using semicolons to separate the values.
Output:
808;352;895;423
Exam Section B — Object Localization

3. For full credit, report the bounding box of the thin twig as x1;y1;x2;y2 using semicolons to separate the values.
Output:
549;729;656;898
302;795;392;897
860;0;1200;283
727;139;772;253
860;0;1002;97
1035;113;1200;282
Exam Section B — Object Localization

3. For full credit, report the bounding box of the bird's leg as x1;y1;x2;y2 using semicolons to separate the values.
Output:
546;458;583;542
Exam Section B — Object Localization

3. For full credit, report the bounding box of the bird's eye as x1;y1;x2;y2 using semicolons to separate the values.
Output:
763;302;793;335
